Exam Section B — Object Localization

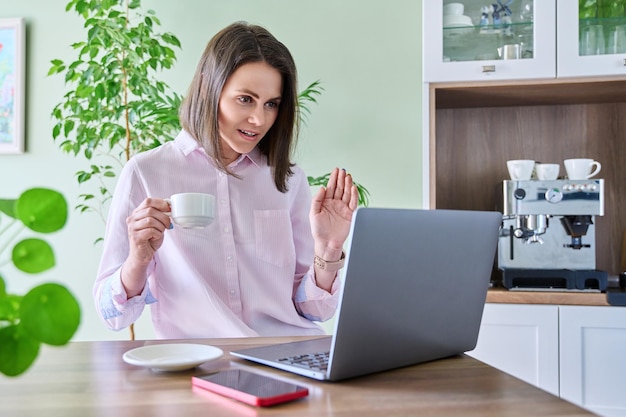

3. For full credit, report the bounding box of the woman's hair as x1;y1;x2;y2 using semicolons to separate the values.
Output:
179;21;300;193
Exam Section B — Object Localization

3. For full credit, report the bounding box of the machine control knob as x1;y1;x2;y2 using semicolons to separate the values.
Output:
545;187;563;203
514;188;526;200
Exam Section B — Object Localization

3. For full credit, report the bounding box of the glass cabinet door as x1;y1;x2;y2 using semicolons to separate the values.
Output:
423;0;556;82
557;0;626;77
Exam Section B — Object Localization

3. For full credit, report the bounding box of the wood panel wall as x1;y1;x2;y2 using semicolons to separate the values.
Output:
434;102;626;277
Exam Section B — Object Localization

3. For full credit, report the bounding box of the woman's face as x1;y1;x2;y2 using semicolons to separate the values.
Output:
218;61;283;165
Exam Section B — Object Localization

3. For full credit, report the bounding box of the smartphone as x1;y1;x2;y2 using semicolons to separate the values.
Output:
192;369;309;407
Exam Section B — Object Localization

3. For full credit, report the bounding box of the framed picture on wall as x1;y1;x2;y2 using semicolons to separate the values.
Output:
0;18;25;154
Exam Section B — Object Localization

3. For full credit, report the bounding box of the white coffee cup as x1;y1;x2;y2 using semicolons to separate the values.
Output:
564;158;601;180
535;163;560;180
166;192;215;229
506;160;535;180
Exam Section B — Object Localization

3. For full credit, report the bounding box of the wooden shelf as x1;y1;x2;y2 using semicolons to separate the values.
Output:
433;76;626;108
486;287;610;306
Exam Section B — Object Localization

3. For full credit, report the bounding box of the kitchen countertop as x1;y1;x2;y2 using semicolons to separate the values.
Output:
486;287;610;306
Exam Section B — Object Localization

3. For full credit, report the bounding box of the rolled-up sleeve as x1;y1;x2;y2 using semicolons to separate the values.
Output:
294;267;341;322
95;265;157;331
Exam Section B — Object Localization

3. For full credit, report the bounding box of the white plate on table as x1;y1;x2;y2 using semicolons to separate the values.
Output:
123;343;223;372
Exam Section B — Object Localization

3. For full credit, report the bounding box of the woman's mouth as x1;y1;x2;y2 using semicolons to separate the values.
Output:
238;129;258;139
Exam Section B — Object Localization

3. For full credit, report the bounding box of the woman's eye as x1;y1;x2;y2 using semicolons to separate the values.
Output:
238;96;252;104
266;101;279;109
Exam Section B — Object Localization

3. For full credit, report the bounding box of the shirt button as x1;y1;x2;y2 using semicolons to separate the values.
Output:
230;289;235;295
226;255;233;262
220;199;227;205
223;226;230;233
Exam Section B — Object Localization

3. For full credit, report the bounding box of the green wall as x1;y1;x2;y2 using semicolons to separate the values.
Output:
0;0;423;340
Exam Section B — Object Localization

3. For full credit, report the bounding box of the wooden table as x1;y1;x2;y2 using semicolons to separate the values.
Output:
0;337;595;417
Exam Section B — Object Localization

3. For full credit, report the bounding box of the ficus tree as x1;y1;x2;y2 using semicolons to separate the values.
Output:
49;0;183;233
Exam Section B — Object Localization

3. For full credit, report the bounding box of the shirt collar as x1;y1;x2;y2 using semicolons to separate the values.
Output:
174;130;203;156
174;130;263;168
235;147;262;168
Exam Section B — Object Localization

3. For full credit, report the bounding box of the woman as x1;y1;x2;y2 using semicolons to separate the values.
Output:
93;22;359;339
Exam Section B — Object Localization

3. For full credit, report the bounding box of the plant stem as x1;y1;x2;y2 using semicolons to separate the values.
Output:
0;218;23;258
123;0;131;162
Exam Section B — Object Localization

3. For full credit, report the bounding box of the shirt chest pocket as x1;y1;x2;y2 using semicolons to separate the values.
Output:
254;210;295;267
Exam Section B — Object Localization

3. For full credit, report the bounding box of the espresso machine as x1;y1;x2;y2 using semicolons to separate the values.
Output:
498;179;608;291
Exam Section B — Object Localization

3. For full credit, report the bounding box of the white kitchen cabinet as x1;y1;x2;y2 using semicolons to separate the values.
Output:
424;1;626;83
467;303;626;417
423;0;557;82
557;2;626;78
560;305;626;417
466;303;560;396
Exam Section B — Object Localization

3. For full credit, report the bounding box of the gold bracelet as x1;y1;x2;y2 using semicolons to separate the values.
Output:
313;251;346;272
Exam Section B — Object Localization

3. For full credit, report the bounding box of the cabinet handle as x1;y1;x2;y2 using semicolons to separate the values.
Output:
482;65;496;73
623;58;626;67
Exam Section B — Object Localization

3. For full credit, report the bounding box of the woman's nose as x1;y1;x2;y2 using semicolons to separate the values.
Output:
248;106;266;126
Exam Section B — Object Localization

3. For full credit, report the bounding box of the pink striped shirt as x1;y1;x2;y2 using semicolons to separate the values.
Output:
93;130;339;339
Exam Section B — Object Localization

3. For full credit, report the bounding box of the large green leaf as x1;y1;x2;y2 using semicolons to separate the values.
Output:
0;325;40;377
0;294;21;323
12;239;56;274
20;283;81;346
15;189;68;233
0;198;17;218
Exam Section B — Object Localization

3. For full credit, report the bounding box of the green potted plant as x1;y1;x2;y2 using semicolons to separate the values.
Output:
0;188;80;377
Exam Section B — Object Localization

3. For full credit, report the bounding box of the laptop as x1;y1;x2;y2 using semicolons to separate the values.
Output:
231;207;502;381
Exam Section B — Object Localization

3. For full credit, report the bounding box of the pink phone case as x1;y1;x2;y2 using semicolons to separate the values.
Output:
192;370;309;407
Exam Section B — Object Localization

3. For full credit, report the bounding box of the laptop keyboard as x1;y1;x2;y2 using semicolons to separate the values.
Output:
277;351;330;371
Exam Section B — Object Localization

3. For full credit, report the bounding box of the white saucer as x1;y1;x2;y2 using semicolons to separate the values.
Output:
123;343;223;372
172;215;214;229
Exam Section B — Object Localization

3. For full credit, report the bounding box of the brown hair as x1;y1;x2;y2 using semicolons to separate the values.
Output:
179;21;300;192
